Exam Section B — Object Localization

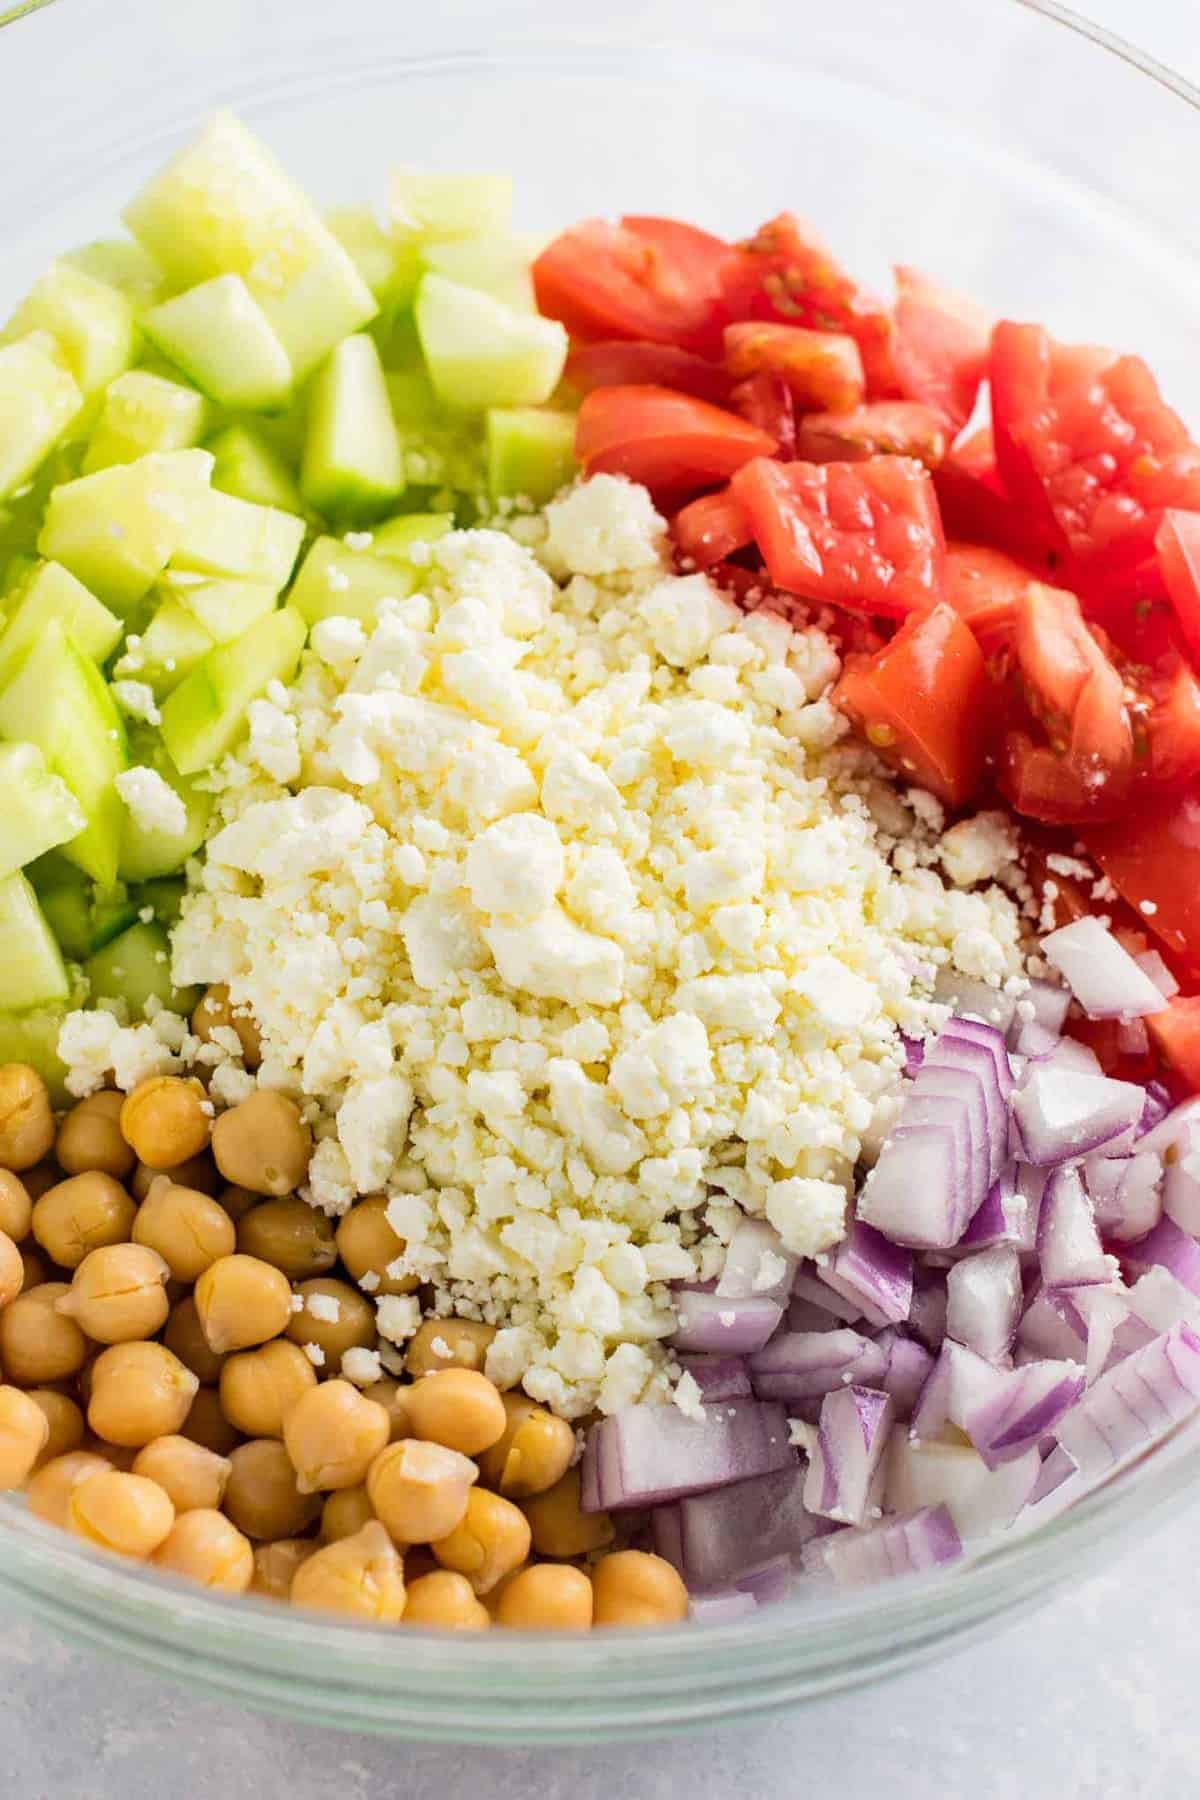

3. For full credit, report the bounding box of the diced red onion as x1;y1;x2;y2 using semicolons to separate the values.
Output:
1085;1150;1163;1243
1012;978;1072;1041
875;1328;935;1417
885;1428;1040;1538
961;1356;1085;1468
749;1328;887;1401
716;1218;797;1305
1041;916;1166;1020
650;1502;684;1571
910;1338;1003;1443
1012;1065;1144;1166
946;1245;1023;1360
1126;1096;1200;1159
804;1385;894;1526
802;1504;962;1585
1066;1283;1135;1384
791;1266;864;1325
1117;1017;1150;1058
1037;1166;1113;1288
1032;1037;1104;1079
935;968;1018;1032
734;1556;796;1606
689;1588;758;1624
1134;949;1179;1002
671;1287;784;1356
959;1165;1032;1253
900;1033;925;1076
1055;1323;1200;1477
582;1398;797;1512
1127;1266;1200;1337
1028;1443;1077;1506
858;1122;977;1251
818;1220;913;1327
1136;1082;1173;1140
907;1063;990;1185
670;1463;827;1588
675;1354;752;1403
786;1295;848;1333
1014;1019;1063;1060
1163;1126;1200;1236
1017;1286;1087;1362
1122;1216;1200;1295
908;1266;948;1349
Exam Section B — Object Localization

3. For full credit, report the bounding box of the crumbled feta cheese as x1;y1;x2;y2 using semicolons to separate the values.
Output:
341;1346;384;1386
376;1294;422;1344
110;680;162;726
114;766;187;838
939;811;1019;888
302;1342;326;1368
543;474;666;576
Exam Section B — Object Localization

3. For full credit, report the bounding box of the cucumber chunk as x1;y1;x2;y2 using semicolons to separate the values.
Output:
3;261;136;395
123;111;377;381
160;605;306;774
0;620;128;886
0;560;122;690
0;334;84;501
169;487;305;590
415;275;567;411
371;512;454;559
64;239;167;309
208;424;304;515
389;170;513;240
38;448;214;613
39;881;95;961
0;742;87;882
143;275;294;411
420;236;538;313
137;597;216;695
486;407;578;504
83;371;209;473
0;873;69;1011
301;333;404;522
85;920;198;1017
132;877;186;929
117;752;212;883
182;578;277;643
288;536;417;625
326;208;422;311
0;1006;74;1105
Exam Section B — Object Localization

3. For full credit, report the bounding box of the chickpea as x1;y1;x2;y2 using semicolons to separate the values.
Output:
290;1520;406;1622
0;1228;22;1310
132;1154;219;1201
154;1509;254;1593
132;1178;236;1282
367;1439;477;1545
284;1278;374;1373
19;1163;59;1203
321;1485;375;1543
590;1550;688;1627
194;1254;293;1355
403;1569;490;1631
0;1283;87;1384
219;1339;316;1439
223;1438;321;1540
363;1378;415;1442
25;1388;85;1466
120;1076;211;1171
191;985;262;1069
521;1469;615;1559
32;1172;136;1271
211;1092;311;1197
19;1247;48;1292
180;1387;241;1458
132;1436;231;1513
494;1563;594;1631
88;1342;199;1448
0;1168;32;1241
405;1368;506;1459
81;1434;137;1471
431;1487;531;1596
25;1450;111;1527
164;1297;226;1385
334;1196;416;1297
477;1392;577;1500
0;1065;55;1171
68;1468;175;1558
0;1383;50;1487
216;1184;259;1223
55;1090;136;1180
251;1538;315;1601
405;1318;495;1379
283;1380;390;1494
237;1196;336;1281
56;1243;170;1343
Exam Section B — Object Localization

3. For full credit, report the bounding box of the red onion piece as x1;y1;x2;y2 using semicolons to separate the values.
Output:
1014;1018;1063;1060
1135;950;1178;1002
650;1503;684;1571
1032;1037;1104;1079
715;1217;797;1305
819;1220;913;1327
961;1357;1085;1468
1137;1096;1200;1158
791;1265;865;1325
858;1122;975;1251
1066;1284;1139;1384
669;1463;828;1588
689;1588;758;1624
935;968;1018;1032
1136;1082;1173;1140
674;1354;753;1403
886;1428;1040;1538
910;1338;1003;1443
1037;1166;1113;1288
959;1165;1031;1253
946;1244;1023;1360
1127;1267;1200;1337
1163;1127;1200;1236
802;1504;962;1585
804;1385;895;1526
1011;1065;1144;1166
875;1328;935;1417
749;1328;887;1401
787;1294;850;1333
1122;1216;1200;1295
1012;978;1072;1041
1017;1286;1087;1363
900;1033;925;1076
1055;1322;1200;1478
1041;916;1167;1020
1085;1150;1163;1243
908;1265;948;1349
671;1287;784;1356
734;1556;796;1606
1027;1443;1077;1506
582;1399;797;1512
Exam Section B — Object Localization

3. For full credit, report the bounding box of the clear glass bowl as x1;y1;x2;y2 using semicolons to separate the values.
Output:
2;0;1200;1744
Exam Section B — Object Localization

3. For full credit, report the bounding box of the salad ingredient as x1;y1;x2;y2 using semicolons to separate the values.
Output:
132;1179;236;1281
0;335;83;500
219;1340;316;1440
237;1196;337;1281
492;1561;594;1631
67;1468;175;1559
120;1075;210;1170
281;1380;390;1493
533;217;729;353
55;1090;136;1180
0;1281;86;1384
475;1392;576;1498
415;274;567;411
131;1436;231;1515
153;1508;254;1593
431;1486;531;1594
575;384;775;495
141;276;293;412
301;332;405;521
290;1519;407;1622
0;1385;49;1489
222;1439;321;1541
366;1438;478;1544
522;1468;614;1558
724;323;865;414
0;1065;55;1170
210;1091;312;1197
590;1549;689;1627
194;1254;294;1355
404;1368;507;1458
402;1569;491;1630
32;1170;135;1268
85;1340;197;1445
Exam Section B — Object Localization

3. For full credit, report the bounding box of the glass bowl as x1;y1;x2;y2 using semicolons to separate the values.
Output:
2;0;1200;1744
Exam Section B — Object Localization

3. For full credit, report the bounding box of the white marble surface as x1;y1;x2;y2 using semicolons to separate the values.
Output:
4;1;1200;1794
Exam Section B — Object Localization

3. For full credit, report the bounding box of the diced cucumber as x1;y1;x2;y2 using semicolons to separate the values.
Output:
0;1006;73;1105
326;208;422;311
301;333;404;522
371;512;454;558
169;487;305;590
0;873;69;1010
420;236;538;313
64;238;167;309
138;597;216;694
383;365;487;499
208;424;304;515
123;111;377;381
486;407;578;504
39;881;95;961
160;605;306;774
38;448;214;613
132;876;186;928
0;620;128;886
3;262;136;396
83;371;209;473
91;891;140;949
118;751;212;882
415;275;567;411
182;578;277;643
0;560;122;690
288;535;417;625
0;334;84;501
142;275;294;411
389;169;513;240
23;850;78;895
0;742;87;882
85;920;198;1017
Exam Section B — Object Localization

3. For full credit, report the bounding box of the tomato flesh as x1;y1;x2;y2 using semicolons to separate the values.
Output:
1146;996;1200;1095
575;384;776;501
724;322;865;413
672;487;754;569
729;374;797;458
565;340;733;406
1149;662;1200;782
1082;788;1200;976
533;216;731;353
795;401;949;469
1155;509;1200;666
891;266;990;431
945;542;1036;655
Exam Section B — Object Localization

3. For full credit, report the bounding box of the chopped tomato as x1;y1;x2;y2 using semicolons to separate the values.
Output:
1155;509;1200;665
832;602;991;807
1014;583;1115;732
1146;996;1200;1094
721;213;898;394
672;487;754;569
1082;787;1200;976
729;374;796;458
794;401;949;469
1000;731;1128;825
723;322;865;413
706;560;774;608
575;385;776;500
730;454;946;619
1149;662;1200;783
1066;1014;1157;1085
533;216;731;354
564;341;733;406
891;267;990;431
1020;841;1095;928
990;321;1200;580
945;543;1036;655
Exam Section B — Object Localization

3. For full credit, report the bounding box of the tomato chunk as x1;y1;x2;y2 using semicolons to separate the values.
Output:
990;321;1200;580
945;543;1036;655
891;267;990;431
795;401;949;469
730;454;946;618
833;602;991;807
729;374;796;458
1155;509;1200;666
533;216;731;353
1149;662;1200;783
1147;996;1200;1094
575;385;776;500
565;341;733;406
672;487;754;569
1082;788;1200;974
933;426;1053;565
1000;731;1128;826
723;322;865;413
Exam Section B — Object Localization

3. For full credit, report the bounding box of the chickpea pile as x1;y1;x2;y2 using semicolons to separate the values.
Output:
0;1052;688;1632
